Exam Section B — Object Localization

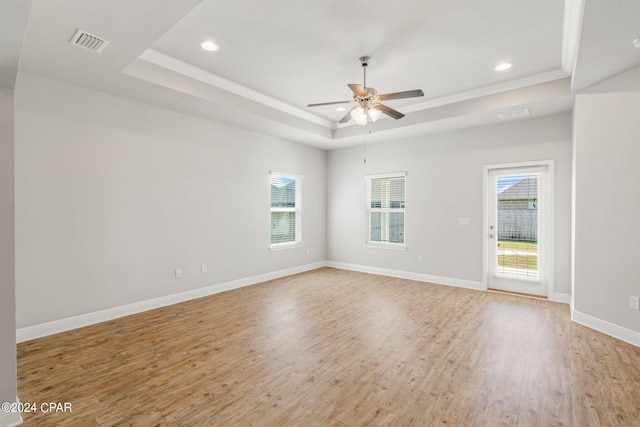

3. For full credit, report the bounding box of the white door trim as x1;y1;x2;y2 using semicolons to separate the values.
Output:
482;160;555;298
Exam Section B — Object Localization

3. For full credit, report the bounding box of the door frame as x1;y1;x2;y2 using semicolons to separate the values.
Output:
482;160;555;298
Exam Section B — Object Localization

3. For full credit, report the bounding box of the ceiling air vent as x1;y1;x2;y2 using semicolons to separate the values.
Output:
498;107;530;121
69;29;109;53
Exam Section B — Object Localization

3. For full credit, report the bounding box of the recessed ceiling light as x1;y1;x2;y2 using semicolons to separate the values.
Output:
200;40;219;52
336;107;346;112
633;37;640;48
495;62;512;71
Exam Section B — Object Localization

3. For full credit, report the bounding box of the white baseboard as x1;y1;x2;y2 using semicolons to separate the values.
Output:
16;261;326;343
0;398;23;427
326;261;484;291
329;262;573;304
572;309;640;348
552;292;571;304
16;259;603;350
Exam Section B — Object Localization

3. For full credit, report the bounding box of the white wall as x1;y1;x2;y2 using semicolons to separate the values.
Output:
573;90;640;337
12;71;577;338
0;88;18;421
14;72;326;329
327;114;573;295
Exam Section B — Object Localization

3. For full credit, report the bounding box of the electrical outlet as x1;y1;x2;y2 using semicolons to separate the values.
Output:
417;255;423;262
630;296;640;310
175;268;182;278
201;264;207;274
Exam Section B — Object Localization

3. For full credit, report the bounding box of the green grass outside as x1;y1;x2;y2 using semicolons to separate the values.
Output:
497;239;538;271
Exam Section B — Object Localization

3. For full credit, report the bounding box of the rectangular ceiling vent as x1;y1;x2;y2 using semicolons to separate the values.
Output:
498;107;530;121
69;29;109;53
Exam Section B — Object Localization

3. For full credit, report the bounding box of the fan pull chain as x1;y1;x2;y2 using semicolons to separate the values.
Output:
363;130;371;164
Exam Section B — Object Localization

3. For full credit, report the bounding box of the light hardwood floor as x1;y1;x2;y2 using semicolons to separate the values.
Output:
17;268;640;426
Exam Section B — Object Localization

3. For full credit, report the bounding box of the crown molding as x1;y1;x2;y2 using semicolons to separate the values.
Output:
136;49;570;133
562;0;584;75
138;49;334;128
401;69;570;114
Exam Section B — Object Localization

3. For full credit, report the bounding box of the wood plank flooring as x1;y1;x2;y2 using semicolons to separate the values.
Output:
16;267;640;426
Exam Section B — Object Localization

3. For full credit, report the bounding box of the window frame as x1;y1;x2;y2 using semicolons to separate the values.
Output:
269;172;303;250
365;172;407;250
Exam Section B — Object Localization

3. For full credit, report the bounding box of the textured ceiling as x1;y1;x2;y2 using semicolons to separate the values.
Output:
4;0;640;148
150;0;564;120
572;0;640;92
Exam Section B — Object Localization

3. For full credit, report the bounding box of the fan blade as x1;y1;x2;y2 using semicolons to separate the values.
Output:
308;100;351;107
338;106;356;123
375;103;405;120
378;89;424;101
348;84;368;97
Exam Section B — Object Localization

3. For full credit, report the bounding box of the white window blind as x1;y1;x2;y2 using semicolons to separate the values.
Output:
366;173;406;245
496;173;539;279
270;173;302;247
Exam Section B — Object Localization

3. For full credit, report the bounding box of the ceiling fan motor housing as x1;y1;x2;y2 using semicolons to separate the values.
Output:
356;88;378;107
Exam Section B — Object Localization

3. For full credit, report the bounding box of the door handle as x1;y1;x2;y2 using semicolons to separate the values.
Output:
489;233;495;238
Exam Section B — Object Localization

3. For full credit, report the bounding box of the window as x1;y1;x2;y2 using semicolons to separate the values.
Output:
366;173;406;246
270;172;302;248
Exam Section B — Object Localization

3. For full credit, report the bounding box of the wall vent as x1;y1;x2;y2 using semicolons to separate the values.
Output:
69;29;109;53
498;107;530;121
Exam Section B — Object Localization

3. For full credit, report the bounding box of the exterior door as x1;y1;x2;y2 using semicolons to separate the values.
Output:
487;165;549;297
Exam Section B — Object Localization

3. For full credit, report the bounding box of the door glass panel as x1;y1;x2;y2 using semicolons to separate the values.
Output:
495;174;539;280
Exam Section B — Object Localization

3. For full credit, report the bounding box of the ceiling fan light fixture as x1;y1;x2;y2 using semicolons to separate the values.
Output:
308;56;424;125
351;106;368;125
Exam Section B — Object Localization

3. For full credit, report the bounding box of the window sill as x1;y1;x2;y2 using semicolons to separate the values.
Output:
364;242;408;251
269;242;304;252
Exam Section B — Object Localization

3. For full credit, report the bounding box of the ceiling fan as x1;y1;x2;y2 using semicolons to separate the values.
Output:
307;56;424;125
